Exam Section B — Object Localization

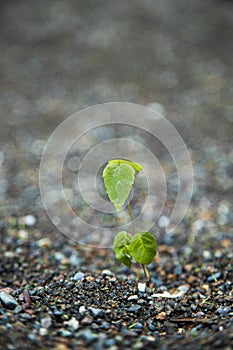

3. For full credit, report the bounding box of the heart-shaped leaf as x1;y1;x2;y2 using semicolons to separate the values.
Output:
113;231;132;267
128;231;157;265
103;162;135;211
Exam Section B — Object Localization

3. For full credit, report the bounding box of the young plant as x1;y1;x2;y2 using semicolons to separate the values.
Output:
102;159;157;283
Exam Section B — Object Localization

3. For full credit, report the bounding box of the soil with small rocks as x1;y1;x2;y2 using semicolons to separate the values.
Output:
0;217;232;350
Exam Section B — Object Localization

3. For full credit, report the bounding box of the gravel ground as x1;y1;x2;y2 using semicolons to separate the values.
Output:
0;1;233;349
0;218;232;349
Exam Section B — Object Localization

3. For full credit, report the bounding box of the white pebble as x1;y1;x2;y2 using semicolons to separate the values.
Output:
64;317;79;332
4;251;16;258
138;282;146;293
39;328;48;336
203;250;212;260
128;295;139;301
158;215;170;228
79;305;86;314
102;269;115;276
21;215;36;226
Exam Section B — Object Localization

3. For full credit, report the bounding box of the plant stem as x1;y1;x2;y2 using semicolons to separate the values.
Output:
127;201;135;235
127;201;150;284
142;264;150;284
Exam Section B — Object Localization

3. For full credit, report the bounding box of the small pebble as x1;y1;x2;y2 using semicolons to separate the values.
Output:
203;250;212;261
142;335;157;342
101;321;110;330
73;271;85;281
53;309;64;317
89;307;105;318
138;283;146;293
39;328;48;336
69;253;81;266
64;317;79;332
79;305;86;314
4;251;16;258
14;305;23;314
190;327;199;335
104;338;116;347
54;252;66;261
20;214;36;226
174;264;183;275
128;295;139;301
27;334;37;343
216;307;231;316
128;305;141;313
214;250;223;258
60;329;72;337
81;316;93;325
91;323;99;330
36;238;52;248
102;269;115;276
78;329;98;343
178;285;189;293
148;323;156;331
158;215;170;228
41;316;52;329
0;291;18;309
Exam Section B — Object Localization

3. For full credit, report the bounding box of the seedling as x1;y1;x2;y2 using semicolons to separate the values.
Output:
102;159;157;283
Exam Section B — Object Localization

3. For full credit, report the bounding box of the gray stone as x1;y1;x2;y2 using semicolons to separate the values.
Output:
79;329;98;343
216;307;231;315
14;305;23;314
60;329;72;337
0;291;18;309
190;327;199;335
128;305;142;313
41;315;52;329
89;307;105;318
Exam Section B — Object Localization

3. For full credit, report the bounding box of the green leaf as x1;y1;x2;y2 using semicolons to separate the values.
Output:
108;159;143;173
128;231;157;265
103;162;135;211
113;231;132;267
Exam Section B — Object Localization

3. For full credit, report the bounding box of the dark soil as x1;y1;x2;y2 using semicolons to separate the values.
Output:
0;1;233;349
0;215;232;350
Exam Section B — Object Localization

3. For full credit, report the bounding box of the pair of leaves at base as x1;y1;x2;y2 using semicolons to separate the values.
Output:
113;231;157;267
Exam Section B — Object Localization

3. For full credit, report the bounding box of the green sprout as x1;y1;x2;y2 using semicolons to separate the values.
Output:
102;159;157;283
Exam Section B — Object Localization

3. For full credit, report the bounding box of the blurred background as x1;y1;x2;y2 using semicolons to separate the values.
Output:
0;0;233;241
